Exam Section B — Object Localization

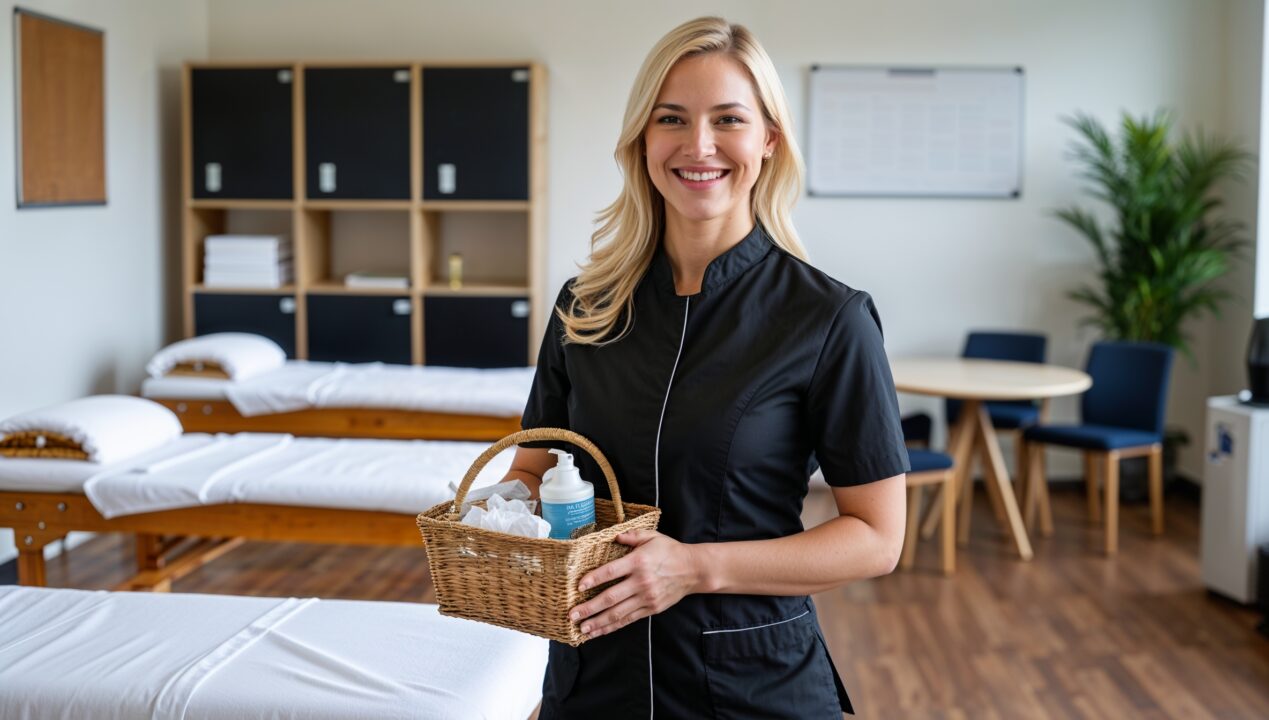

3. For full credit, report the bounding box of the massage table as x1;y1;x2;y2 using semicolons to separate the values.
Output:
0;432;513;589
0;585;547;719
142;361;534;441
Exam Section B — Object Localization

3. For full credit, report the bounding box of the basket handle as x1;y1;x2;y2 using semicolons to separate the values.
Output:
452;427;626;524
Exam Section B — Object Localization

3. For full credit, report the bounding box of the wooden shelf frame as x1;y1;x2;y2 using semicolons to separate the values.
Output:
181;61;547;365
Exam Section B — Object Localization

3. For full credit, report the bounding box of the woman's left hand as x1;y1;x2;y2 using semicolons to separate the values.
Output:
569;529;703;639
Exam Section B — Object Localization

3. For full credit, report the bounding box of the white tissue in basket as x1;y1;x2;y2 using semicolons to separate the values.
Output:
461;494;551;539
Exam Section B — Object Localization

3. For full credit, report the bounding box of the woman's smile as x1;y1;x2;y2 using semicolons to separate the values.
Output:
672;166;731;189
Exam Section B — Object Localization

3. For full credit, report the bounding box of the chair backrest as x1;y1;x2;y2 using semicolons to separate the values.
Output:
947;331;1048;422
1081;341;1174;434
963;331;1048;363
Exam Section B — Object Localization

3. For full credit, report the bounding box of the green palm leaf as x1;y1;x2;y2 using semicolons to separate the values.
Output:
1055;111;1252;359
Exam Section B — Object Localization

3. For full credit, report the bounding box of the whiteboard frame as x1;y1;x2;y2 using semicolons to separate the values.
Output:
804;64;1025;200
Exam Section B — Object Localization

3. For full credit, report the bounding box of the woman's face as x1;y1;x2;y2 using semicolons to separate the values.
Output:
644;53;777;228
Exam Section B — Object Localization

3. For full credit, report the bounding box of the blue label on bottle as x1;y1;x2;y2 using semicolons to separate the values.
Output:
542;499;596;540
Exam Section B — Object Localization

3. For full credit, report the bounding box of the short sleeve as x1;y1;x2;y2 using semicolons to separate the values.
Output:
520;283;573;432
806;292;910;486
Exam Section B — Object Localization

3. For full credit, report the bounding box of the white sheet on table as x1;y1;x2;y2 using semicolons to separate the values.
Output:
84;434;514;518
0;586;548;720
142;360;536;418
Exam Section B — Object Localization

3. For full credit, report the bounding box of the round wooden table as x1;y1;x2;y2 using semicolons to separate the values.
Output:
890;358;1092;560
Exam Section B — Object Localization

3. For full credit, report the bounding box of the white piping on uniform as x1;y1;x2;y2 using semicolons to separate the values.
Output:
649;296;690;720
701;609;810;635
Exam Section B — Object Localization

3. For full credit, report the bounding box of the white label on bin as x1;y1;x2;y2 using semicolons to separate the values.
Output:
319;163;337;193
205;163;222;193
279;298;296;314
438;163;457;194
510;300;529;318
511;69;529;82
392;299;412;315
277;69;293;84
393;69;410;83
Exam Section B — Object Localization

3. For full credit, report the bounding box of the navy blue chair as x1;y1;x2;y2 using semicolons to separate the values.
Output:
1022;341;1173;554
902;449;957;575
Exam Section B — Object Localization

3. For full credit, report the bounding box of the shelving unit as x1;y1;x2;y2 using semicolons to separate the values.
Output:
181;60;547;367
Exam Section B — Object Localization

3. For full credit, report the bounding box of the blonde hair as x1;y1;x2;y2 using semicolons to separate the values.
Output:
560;16;807;345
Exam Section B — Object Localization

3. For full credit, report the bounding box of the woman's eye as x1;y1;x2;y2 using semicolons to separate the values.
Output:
718;116;744;125
656;116;683;125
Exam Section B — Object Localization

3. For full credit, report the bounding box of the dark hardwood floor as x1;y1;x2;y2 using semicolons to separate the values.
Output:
33;483;1269;719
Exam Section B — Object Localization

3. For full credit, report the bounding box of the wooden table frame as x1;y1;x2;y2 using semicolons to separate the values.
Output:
894;358;1093;562
154;398;522;441
938;399;1036;560
0;490;422;590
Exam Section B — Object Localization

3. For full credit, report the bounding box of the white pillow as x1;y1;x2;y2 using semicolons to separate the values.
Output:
146;333;286;381
0;395;183;464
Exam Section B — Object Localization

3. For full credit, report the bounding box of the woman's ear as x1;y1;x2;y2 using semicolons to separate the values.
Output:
764;127;780;160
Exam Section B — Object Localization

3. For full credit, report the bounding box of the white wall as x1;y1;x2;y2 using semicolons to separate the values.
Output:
0;0;208;564
207;0;1258;478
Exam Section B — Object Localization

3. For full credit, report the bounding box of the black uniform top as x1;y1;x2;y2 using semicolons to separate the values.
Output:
522;224;909;719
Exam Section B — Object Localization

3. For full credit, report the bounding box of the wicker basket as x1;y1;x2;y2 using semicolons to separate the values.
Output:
416;428;660;646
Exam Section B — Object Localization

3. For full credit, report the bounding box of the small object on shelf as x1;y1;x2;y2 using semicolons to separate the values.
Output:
449;253;463;290
344;271;409;290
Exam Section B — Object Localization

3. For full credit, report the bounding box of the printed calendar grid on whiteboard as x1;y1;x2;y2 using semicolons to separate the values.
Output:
806;65;1024;198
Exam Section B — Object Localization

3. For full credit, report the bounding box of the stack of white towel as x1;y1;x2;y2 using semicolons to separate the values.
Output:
203;235;293;288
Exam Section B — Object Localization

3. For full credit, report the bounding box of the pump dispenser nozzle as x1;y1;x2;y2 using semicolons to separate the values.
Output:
548;448;575;469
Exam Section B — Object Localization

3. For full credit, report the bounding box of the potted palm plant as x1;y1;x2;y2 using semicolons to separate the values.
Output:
1054;110;1253;492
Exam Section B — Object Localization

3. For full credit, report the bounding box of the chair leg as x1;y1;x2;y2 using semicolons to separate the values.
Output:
941;471;956;575
901;485;922;570
1149;444;1164;536
957;454;974;545
918;485;943;540
1026;442;1054;537
1103;451;1120;555
1034;448;1053;537
1084;451;1101;523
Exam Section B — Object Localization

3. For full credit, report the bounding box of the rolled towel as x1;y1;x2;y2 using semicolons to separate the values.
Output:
0;396;183;464
146;333;286;381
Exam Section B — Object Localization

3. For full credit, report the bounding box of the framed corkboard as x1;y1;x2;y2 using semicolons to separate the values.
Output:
14;7;106;207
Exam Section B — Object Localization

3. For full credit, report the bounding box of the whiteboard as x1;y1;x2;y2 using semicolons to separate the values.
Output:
806;66;1024;198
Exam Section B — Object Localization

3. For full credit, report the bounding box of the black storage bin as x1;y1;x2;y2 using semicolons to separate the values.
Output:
424;295;528;368
305;67;411;200
307;294;413;365
191;68;294;199
193;293;297;358
422;67;530;200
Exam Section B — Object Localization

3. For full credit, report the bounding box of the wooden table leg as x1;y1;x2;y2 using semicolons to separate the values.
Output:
974;404;1033;560
975;429;1009;525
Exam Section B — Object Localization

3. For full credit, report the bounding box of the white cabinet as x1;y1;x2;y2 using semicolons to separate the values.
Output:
1201;396;1269;603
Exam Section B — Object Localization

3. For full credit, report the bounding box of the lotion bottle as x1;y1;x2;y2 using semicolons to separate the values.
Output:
539;449;596;540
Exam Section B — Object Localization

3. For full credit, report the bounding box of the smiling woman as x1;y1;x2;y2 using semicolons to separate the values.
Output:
501;16;910;720
645;53;776;274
